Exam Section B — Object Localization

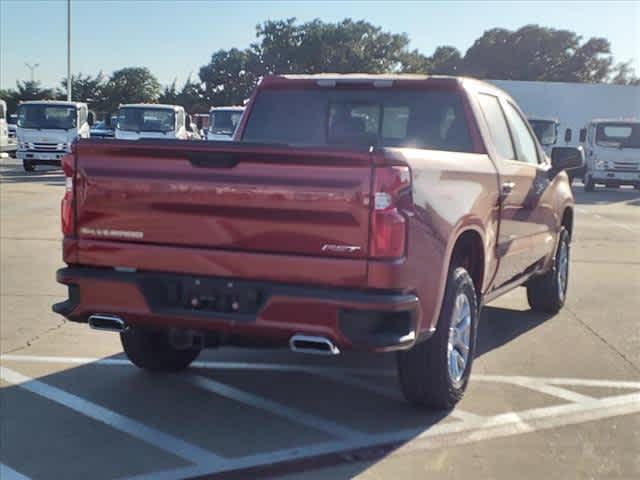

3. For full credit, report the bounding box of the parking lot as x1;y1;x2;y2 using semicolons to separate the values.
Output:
1;158;639;480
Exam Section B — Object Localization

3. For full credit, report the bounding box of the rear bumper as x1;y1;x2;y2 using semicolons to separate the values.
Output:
17;150;65;164
53;267;422;352
589;170;640;185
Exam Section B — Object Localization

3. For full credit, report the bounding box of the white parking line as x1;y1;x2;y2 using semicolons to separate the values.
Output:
0;464;31;480
575;207;639;234
0;354;396;377
186;374;367;440
496;378;595;403
123;391;640;480
4;355;640;390
3;354;640;480
473;373;640;390
0;367;224;466
315;370;484;422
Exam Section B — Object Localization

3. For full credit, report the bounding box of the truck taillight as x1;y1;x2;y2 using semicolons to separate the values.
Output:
370;166;412;259
61;153;75;236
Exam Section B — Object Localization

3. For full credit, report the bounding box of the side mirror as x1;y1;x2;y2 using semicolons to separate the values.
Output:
87;111;95;127
564;128;572;143
579;128;587;143
551;146;584;175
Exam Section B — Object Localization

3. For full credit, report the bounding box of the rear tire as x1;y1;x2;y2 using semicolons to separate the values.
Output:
526;228;570;314
23;160;35;172
121;326;201;372
397;267;478;410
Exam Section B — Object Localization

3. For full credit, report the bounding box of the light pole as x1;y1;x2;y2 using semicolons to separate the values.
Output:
25;63;40;82
67;0;71;101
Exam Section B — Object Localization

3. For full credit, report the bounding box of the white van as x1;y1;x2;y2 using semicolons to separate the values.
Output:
529;116;582;182
582;118;640;191
528;117;559;156
206;106;244;141
16;101;91;171
115;104;188;140
0;100;9;155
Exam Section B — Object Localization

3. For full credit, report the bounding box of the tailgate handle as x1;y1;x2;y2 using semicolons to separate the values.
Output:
188;151;238;168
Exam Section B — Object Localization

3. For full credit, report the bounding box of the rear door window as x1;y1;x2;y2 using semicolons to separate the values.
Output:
503;102;539;165
477;94;515;160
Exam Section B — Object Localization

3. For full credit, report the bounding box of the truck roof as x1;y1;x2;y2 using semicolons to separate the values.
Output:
261;73;470;87
119;103;184;111
209;106;244;112
589;117;640;125
258;74;515;100
528;117;559;123
19;100;87;108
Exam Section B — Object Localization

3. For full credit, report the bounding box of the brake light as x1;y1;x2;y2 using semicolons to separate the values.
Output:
61;153;75;236
370;166;412;259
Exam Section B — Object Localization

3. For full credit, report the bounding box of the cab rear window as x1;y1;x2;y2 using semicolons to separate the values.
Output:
243;88;473;152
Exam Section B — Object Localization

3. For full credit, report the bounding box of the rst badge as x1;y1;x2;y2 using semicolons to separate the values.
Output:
321;244;361;254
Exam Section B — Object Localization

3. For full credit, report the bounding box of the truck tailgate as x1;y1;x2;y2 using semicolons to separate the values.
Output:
74;140;373;260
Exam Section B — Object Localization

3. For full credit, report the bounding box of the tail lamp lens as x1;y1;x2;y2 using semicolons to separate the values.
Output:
370;166;411;259
61;153;74;236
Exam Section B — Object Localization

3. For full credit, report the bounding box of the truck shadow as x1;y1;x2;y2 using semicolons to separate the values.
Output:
0;305;554;479
572;184;640;206
476;305;550;358
0;165;64;186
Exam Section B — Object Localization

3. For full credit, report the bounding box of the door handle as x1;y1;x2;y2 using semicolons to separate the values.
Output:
501;181;515;195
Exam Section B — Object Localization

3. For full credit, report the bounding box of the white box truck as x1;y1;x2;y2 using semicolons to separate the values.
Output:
206;106;244;141
16;100;91;171
491;80;640;181
115;104;189;140
0;100;10;156
582;118;640;191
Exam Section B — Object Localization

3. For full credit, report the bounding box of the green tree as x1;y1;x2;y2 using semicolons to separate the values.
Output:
60;73;107;107
199;48;262;106
102;67;160;114
159;77;207;113
610;61;640;85
463;25;618;83
399;49;432;74
258;18;410;74
429;46;463;75
0;88;20;114
0;81;59;114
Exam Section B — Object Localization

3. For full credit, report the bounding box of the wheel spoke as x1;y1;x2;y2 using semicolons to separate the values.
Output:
448;292;473;384
456;341;469;355
455;349;466;373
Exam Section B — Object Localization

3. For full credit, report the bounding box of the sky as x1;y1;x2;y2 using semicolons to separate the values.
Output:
1;0;639;90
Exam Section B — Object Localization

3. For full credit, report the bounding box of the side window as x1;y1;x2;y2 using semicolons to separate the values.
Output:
79;107;86;125
503;102;539;165
477;94;515;160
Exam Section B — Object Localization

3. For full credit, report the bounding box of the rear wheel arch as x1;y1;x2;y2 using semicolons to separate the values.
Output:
450;229;485;295
561;207;573;240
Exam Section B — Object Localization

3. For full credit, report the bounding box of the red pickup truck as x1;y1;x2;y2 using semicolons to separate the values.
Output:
53;75;582;409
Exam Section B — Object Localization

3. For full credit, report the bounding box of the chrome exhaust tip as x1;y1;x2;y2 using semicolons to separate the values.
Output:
88;314;127;333
289;334;340;356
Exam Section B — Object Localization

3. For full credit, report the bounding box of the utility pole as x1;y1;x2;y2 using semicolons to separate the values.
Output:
67;0;72;101
25;63;40;82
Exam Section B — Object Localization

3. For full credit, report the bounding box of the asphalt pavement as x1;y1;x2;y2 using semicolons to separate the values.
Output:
1;158;638;480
